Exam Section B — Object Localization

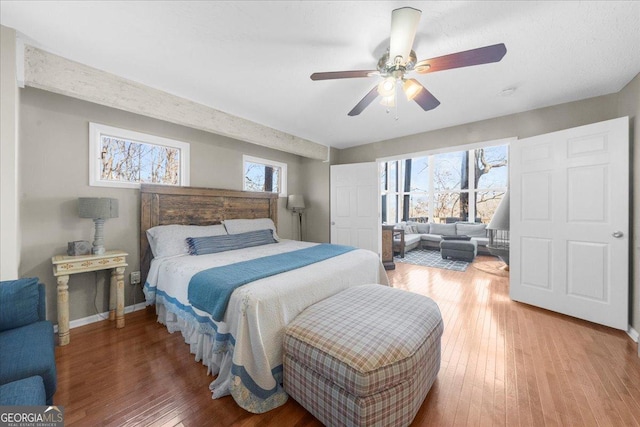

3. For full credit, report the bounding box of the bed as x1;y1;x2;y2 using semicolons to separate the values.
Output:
140;184;388;413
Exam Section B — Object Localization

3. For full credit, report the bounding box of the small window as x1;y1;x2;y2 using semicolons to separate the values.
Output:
243;155;287;197
89;123;190;188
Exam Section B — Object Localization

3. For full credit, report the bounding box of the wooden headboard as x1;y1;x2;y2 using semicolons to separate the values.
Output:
140;184;278;282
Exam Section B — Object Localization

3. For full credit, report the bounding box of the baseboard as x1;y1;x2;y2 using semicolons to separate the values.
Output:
53;302;148;333
628;325;639;343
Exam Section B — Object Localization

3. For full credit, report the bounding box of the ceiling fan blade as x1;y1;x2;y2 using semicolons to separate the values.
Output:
414;43;507;74
348;86;379;116
389;7;422;66
411;82;441;111
310;70;379;81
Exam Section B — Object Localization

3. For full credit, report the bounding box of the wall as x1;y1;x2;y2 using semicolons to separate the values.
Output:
297;147;338;244
337;93;620;164
292;148;346;245
18;87;322;323
336;77;639;336
0;25;20;279
617;73;640;334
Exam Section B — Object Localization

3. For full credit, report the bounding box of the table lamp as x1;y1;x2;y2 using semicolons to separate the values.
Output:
78;197;119;255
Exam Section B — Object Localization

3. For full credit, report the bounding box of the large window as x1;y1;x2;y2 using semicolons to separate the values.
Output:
433;151;468;222
475;145;508;222
380;143;508;224
89;123;190;188
243;155;287;197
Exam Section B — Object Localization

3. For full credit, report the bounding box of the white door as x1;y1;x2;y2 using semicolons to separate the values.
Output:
510;117;629;330
330;163;380;254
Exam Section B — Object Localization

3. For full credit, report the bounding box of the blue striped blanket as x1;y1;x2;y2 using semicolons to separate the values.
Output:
188;243;356;321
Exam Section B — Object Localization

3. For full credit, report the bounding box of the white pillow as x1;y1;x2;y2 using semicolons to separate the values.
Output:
223;218;280;241
146;224;227;258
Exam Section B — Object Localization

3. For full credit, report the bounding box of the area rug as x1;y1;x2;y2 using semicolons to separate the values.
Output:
394;248;469;272
472;260;510;277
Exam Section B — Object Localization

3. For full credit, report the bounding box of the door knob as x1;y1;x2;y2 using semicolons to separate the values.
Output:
331;221;336;225
612;231;624;238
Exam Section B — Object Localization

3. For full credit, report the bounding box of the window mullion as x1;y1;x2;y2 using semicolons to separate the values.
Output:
468;149;476;222
402;159;411;221
264;166;274;192
428;156;435;223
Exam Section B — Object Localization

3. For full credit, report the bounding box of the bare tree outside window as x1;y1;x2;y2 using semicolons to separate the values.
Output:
243;158;284;194
432;152;466;223
244;163;267;192
407;157;429;221
100;136;181;185
89;123;189;188
472;146;508;222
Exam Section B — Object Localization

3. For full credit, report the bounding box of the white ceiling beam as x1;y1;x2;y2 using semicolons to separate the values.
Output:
23;45;328;161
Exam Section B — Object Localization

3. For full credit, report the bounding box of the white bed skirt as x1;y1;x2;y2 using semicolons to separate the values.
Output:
156;301;235;399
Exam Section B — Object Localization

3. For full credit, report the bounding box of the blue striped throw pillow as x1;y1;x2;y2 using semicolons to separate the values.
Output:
186;229;277;255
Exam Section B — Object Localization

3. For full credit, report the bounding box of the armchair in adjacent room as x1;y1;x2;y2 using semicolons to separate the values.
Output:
0;278;57;405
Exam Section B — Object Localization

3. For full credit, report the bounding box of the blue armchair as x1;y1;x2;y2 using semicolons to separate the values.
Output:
0;278;57;405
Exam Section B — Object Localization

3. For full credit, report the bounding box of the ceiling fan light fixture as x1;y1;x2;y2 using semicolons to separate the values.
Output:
380;94;396;107
403;79;423;100
377;76;396;97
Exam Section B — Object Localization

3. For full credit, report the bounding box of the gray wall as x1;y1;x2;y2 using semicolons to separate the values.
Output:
618;74;640;334
0;25;20;280
336;73;640;334
337;92;620;164
299;156;329;243
18;87;326;323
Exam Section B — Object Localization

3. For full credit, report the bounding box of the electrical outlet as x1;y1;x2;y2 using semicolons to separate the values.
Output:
130;271;141;285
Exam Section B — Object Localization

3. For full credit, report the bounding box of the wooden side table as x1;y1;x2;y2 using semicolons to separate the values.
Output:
393;228;405;258
381;225;396;270
51;250;128;346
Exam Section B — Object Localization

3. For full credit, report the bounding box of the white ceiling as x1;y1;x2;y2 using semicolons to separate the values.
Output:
2;1;639;150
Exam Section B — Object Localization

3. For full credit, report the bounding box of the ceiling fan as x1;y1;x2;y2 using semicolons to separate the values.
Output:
310;7;507;116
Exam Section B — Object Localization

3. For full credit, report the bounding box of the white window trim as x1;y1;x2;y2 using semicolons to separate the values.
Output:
377;137;516;163
89;122;190;189
242;155;288;197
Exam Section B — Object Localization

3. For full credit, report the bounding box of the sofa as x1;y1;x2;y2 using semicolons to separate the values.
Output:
0;278;57;405
392;221;491;257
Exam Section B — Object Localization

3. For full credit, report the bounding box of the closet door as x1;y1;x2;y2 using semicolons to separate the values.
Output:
330;163;380;254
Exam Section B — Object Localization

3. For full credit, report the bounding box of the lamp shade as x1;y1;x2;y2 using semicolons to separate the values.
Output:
287;194;305;211
78;197;119;219
403;78;423;100
380;94;396;107
377;77;396;97
487;191;509;231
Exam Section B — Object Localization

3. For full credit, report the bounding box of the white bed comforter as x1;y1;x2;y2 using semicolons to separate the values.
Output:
143;240;388;413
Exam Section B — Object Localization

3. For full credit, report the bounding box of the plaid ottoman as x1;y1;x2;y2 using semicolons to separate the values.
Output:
283;284;443;427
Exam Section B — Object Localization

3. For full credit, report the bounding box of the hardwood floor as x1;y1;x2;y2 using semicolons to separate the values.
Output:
54;255;640;426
